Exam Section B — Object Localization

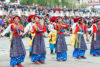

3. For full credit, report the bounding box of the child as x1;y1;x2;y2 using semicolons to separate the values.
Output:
48;18;57;54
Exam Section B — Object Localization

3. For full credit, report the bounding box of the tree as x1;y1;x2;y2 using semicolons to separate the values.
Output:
20;0;34;5
10;0;16;2
20;0;75;8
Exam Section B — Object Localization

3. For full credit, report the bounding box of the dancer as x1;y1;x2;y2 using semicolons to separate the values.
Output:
55;17;68;61
31;16;46;64
1;16;26;67
73;17;89;59
90;19;100;56
70;17;79;46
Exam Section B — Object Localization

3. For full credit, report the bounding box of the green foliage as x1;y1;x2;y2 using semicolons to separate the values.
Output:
10;0;16;2
20;0;77;8
20;0;34;5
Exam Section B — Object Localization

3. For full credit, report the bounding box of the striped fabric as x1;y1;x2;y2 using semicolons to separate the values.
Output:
55;34;67;53
91;34;100;49
74;35;87;50
10;36;26;57
31;35;46;54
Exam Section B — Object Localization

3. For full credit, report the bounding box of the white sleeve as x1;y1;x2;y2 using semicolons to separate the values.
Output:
48;24;56;32
71;23;77;29
23;23;31;35
1;25;11;36
48;25;51;31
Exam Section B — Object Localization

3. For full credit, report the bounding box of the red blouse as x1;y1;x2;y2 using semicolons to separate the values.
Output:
55;24;67;34
32;23;46;35
93;24;100;33
74;24;87;34
11;23;24;36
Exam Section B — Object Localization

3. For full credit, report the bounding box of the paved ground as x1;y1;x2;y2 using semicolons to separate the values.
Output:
0;36;100;67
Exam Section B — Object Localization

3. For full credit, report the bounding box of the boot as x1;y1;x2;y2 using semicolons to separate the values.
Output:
12;66;17;67
17;63;24;67
81;56;87;59
39;60;45;64
34;61;40;64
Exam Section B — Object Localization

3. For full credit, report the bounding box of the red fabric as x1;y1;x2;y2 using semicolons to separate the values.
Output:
58;32;64;34
74;24;87;34
10;18;13;24
63;24;68;28
93;24;100;33
55;24;67;29
50;17;57;22
54;24;58;30
28;15;35;22
11;25;19;36
55;24;67;34
93;18;98;24
32;23;46;34
11;23;24;36
73;17;79;23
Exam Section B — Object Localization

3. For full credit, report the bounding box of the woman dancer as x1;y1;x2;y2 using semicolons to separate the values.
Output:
73;17;89;59
90;19;100;56
1;16;26;67
31;16;46;64
55;17;68;61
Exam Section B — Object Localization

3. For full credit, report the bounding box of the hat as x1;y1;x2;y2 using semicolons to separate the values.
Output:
13;16;21;20
10;16;21;24
50;16;57;22
28;15;35;22
73;17;79;23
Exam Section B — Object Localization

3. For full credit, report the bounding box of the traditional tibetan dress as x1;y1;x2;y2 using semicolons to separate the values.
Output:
10;23;26;66
73;24;87;57
24;22;35;55
90;24;100;55
31;23;46;62
55;23;67;61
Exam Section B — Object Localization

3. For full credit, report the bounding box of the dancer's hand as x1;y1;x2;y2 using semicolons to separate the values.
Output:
0;34;4;38
62;25;66;27
39;30;43;32
77;39;79;43
86;37;89;42
94;37;96;41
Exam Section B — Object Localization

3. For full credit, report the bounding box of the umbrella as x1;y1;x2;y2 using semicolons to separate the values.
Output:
89;2;100;6
0;19;4;27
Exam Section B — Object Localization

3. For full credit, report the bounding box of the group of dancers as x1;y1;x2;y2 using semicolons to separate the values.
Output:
0;15;100;67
